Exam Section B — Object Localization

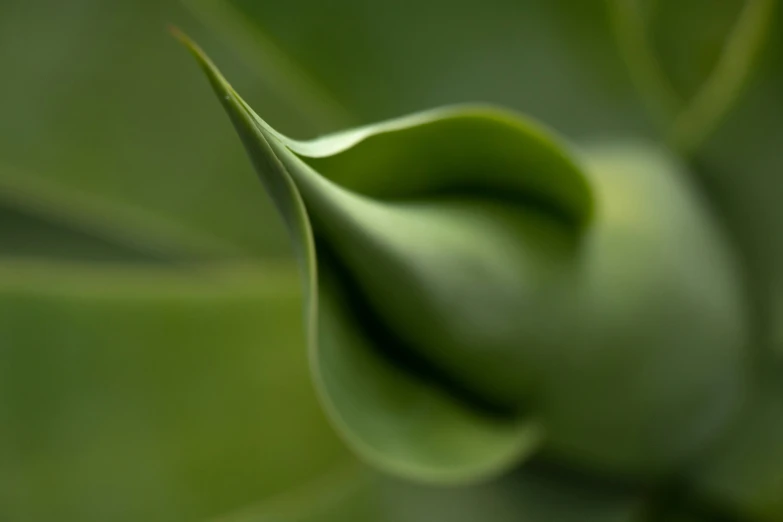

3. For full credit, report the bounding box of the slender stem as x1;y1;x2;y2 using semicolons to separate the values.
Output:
608;0;778;153
607;0;683;130
671;0;777;152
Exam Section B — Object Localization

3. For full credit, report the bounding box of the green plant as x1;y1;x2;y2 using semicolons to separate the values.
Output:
2;1;781;521
172;10;782;519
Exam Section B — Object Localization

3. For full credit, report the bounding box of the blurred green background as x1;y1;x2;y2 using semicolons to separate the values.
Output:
0;0;781;521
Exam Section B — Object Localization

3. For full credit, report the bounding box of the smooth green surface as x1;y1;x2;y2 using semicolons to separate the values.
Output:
540;142;747;474
610;0;775;149
0;262;351;522
649;0;746;100
179;34;749;481
0;0;296;261
689;368;783;521
220;465;646;522
694;15;783;364
178;0;782;342
184;0;652;138
176;32;544;485
378;467;645;522
2;0;782;520
316;269;541;483
211;465;383;522
0;3;348;520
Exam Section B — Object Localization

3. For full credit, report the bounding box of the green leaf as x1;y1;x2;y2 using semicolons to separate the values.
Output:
0;203;161;263
175;30;555;484
0;0;299;261
314;268;542;484
183;0;653;139
220;464;646;522
691;11;783;368
379;465;646;522
181;0;356;133
212;465;382;522
608;0;776;151
0;164;243;263
533;142;748;476
177;33;749;482
688;368;783;521
0;261;352;522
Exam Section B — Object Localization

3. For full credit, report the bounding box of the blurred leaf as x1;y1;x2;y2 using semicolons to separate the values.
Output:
214;466;383;522
220;464;647;522
183;0;653;139
667;0;776;151
0;261;351;522
0;164;244;262
688;368;783;521
182;0;356;133
0;5;364;521
609;0;776;150
0;0;306;261
378;465;646;522
649;512;716;522
0;203;163;263
649;0;746;100
691;11;783;365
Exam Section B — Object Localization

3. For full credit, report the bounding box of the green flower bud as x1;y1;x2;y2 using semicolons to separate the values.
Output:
177;34;748;483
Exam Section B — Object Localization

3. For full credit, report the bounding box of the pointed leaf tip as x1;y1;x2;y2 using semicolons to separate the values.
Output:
169;26;207;62
175;37;543;484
